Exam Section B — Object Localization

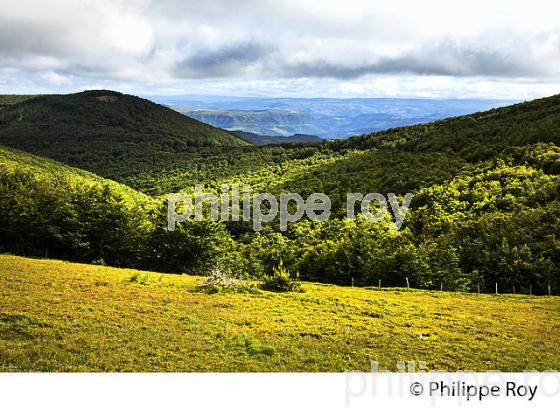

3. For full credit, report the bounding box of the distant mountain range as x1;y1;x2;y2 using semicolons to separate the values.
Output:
152;95;519;139
230;130;322;145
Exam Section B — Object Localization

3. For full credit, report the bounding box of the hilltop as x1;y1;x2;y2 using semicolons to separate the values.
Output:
0;90;249;184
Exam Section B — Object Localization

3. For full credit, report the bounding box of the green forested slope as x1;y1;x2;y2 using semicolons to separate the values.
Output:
0;145;152;266
201;96;560;294
96;93;560;197
0;90;249;187
0;146;231;272
213;94;560;195
2;92;559;199
333;94;560;153
0;95;35;110
1;93;559;294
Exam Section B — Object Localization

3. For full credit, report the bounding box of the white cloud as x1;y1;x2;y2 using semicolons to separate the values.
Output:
0;0;559;98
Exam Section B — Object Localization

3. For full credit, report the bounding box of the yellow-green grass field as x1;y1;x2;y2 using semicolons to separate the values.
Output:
0;254;558;372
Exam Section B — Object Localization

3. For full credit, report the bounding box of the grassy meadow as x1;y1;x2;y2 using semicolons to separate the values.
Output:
1;254;558;372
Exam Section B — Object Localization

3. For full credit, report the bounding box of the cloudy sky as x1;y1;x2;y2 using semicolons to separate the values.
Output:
1;0;559;98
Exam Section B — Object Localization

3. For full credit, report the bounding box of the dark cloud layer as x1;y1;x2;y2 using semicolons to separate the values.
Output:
282;42;546;79
175;42;273;78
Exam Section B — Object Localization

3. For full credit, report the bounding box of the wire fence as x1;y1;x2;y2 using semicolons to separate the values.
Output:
350;277;556;296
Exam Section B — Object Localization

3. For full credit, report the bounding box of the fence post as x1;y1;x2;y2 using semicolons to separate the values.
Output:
530;284;532;296
513;286;516;294
440;283;443;291
378;279;381;290
351;277;354;288
406;277;410;289
477;283;480;294
495;283;498;295
549;285;552;296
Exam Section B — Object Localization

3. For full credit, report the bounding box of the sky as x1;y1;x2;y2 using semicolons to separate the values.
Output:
1;0;560;99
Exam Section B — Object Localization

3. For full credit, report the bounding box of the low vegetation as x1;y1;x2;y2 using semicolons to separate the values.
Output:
259;262;303;293
196;267;258;294
1;255;558;372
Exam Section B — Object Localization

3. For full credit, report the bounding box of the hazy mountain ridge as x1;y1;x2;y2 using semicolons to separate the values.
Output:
156;95;518;138
176;108;313;137
230;130;322;145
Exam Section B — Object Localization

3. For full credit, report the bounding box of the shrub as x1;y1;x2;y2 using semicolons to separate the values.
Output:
259;261;303;293
244;336;276;356
128;272;149;284
196;266;258;294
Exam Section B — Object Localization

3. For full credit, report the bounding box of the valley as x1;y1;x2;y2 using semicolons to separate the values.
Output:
158;95;517;138
0;91;559;295
0;90;559;373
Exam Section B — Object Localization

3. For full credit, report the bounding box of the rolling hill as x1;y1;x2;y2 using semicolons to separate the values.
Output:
0;90;249;185
0;145;156;266
0;92;559;294
199;94;560;210
334;93;560;154
0;144;233;274
0;91;558;198
0;144;150;203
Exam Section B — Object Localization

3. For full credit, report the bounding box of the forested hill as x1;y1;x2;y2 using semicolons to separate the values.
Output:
332;94;560;156
1;91;559;197
0;145;152;266
0;144;231;273
0;90;250;184
1;94;559;293
0;95;35;110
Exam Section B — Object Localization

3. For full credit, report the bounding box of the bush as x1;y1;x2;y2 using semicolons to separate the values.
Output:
128;272;149;284
196;266;258;294
243;336;276;356
259;261;303;292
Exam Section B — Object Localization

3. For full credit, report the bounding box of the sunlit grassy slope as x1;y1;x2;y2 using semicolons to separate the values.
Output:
1;254;558;372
